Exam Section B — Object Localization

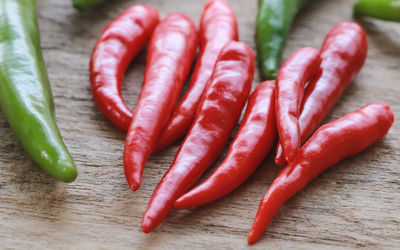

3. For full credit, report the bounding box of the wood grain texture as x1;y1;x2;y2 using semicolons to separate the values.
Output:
1;0;399;249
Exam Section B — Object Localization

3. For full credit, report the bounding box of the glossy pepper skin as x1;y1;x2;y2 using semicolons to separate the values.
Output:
175;81;276;209
142;41;255;233
248;102;394;244
354;0;400;22
123;14;198;191
0;0;77;182
256;0;310;80
275;22;368;166
153;0;238;152
90;5;159;131
72;0;105;10
275;47;321;163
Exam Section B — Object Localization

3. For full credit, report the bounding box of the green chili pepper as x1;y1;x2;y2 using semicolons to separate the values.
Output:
256;0;310;80
0;0;77;182
354;0;400;22
72;0;105;10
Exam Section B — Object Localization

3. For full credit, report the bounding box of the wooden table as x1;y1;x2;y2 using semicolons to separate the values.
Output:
1;0;399;248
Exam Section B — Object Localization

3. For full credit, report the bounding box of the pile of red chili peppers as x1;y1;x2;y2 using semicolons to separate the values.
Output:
88;0;394;244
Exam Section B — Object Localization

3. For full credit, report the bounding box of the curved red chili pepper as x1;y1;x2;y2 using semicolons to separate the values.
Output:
90;5;160;131
123;13;198;191
142;41;255;233
275;22;368;166
248;102;394;244
275;47;321;163
152;0;238;153
174;80;276;209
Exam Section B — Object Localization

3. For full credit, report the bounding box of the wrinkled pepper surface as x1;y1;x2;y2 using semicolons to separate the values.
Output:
142;41;255;233
0;0;77;182
90;5;160;131
275;47;321;163
153;0;238;152
248;102;394;244
175;80;277;209
275;22;368;166
123;13;198;191
256;0;310;80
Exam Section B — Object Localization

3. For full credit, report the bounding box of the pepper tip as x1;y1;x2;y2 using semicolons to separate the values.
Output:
129;182;140;192
141;217;154;234
54;160;78;183
173;198;185;209
124;172;141;191
247;232;258;245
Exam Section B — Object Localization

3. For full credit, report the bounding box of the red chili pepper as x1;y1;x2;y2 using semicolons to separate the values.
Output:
275;22;368;166
248;102;394;244
123;13;198;191
174;80;276;209
152;0;238;153
275;47;321;163
142;41;255;233
90;5;160;131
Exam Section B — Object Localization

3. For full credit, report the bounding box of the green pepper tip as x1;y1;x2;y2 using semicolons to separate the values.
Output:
56;162;78;183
